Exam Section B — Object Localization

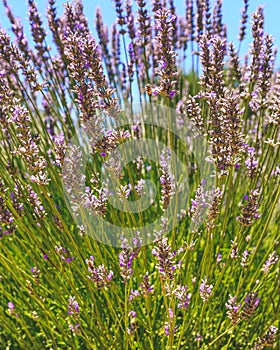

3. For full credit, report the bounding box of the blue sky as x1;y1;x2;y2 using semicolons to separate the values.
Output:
0;0;279;68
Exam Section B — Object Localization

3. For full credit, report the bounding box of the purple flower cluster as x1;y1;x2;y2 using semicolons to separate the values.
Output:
67;296;80;317
199;278;213;302
127;310;137;335
238;0;249;42
94;129;131;156
225;295;242;325
241;249;251;267
62;145;85;216
82;186;107;216
174;285;191;310
239;189;260;226
7;301;15;315
7;301;19;317
68;296;80;335
150;9;178;98
69;323;80;336
183;96;204;134
152;235;177;281
119;233;142;283
230;239;239;260
53;133;66;167
86;256;113;289
245;147;258;179
164;308;177;337
55;245;75;263
28;0;48;63
251;325;278;349
9;105;49;185
129;289;140;301
242;292;260;320
160;151;175;210
139;272;154;297
249;6;265;83
30;266;41;285
262;252;279;275
189;184;207;226
26;184;46;221
3;0;29;59
206;187;223;230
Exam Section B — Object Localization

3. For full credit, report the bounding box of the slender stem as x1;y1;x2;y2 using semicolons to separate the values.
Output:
204;325;235;348
125;283;129;350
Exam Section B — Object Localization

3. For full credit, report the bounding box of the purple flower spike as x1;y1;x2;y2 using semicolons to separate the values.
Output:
226;295;241;324
69;323;80;335
243;292;260;319
68;296;80;317
165;324;170;336
128;310;137;318
7;302;17;316
200;278;213;302
174;285;191;309
86;256;114;289
55;245;75;263
239;190;260;226
8;302;14;310
169;90;176;98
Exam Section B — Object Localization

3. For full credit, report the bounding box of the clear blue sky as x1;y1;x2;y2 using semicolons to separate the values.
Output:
0;0;279;69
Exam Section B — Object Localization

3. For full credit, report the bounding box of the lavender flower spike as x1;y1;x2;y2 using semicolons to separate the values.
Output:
174;285;191;310
251;325;278;349
139;272;154;296
152;235;177;281
262;251;279;275
199;278;213;302
86;255;114;288
225;295;241;325
243;292;260;320
68;296;80;318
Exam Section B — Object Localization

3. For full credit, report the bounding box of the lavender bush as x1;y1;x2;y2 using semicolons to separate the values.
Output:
0;0;279;349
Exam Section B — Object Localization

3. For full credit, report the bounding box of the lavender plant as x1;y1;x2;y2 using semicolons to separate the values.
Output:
0;0;279;349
